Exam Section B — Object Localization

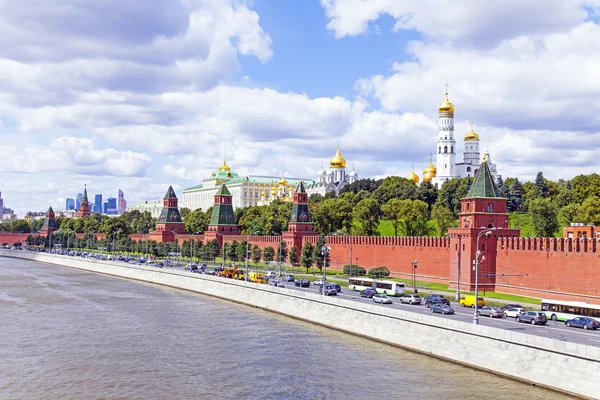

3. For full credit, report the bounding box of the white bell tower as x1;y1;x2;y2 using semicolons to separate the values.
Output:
432;84;456;186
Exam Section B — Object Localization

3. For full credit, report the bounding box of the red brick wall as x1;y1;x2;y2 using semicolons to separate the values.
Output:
0;233;39;244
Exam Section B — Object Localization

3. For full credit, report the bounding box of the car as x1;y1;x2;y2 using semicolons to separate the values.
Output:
400;294;422;305
478;306;504;318
329;283;342;293
431;303;455;314
565;317;600;330
504;307;526;318
501;303;524;311
283;275;295;282
264;271;277;280
204;269;216;275
360;288;377;298
425;294;450;308
319;285;337;296
459;296;485;308
270;279;286;287
517;311;547;325
373;294;393;304
314;279;324;286
294;279;310;287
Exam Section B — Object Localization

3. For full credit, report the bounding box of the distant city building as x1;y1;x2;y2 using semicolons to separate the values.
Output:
0;191;4;220
117;189;127;214
75;193;83;211
105;197;117;215
127;200;163;219
65;198;75;211
55;210;77;219
94;194;103;214
2;207;16;221
24;211;45;221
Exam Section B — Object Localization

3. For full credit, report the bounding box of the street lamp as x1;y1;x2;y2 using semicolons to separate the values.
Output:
321;244;331;296
473;227;497;325
411;260;418;293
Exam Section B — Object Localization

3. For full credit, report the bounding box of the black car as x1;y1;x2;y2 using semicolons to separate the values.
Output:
294;279;310;287
501;303;524;311
360;288;377;298
329;283;342;293
425;294;450;308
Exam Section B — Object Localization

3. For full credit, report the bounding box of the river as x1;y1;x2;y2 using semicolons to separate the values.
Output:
0;257;570;400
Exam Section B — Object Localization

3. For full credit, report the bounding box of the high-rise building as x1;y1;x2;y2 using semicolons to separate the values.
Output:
65;198;75;210
0;191;3;220
106;197;117;215
117;189;127;214
75;192;83;211
94;194;103;214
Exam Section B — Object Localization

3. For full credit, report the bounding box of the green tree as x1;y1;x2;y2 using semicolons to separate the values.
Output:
227;240;239;261
508;178;524;212
312;236;330;272
352;198;380;236
558;204;580;226
184;208;209;233
236;240;248;263
431;204;455;236
401;199;430;236
571;173;600;204
372;176;418;204
381;198;404;236
416;181;438;211
496;176;509;198
205;239;219;260
251;244;262;264
534;171;549;198
277;241;288;263
530;198;559;237
310;198;353;235
263;246;275;262
180;207;191;220
300;242;314;273
437;177;469;216
289;245;298;264
339;178;382;195
576;196;600;225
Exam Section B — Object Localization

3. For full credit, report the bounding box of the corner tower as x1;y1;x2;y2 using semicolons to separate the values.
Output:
432;85;456;186
151;185;186;242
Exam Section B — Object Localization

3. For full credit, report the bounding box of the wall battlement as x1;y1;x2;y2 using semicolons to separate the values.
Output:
499;237;599;253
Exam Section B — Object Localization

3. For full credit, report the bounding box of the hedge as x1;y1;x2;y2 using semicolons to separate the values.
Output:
343;264;366;276
367;266;390;278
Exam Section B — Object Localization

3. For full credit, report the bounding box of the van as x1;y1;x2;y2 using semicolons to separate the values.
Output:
460;296;485;308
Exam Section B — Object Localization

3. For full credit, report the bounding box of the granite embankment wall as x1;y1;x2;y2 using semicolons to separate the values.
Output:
1;250;599;398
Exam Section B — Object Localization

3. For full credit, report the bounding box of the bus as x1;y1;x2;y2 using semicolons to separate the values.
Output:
541;299;600;322
348;278;406;296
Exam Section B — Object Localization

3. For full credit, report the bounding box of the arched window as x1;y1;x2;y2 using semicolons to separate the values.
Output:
444;146;448;153
438;146;441;153
451;146;454;153
467;167;471;172
488;223;495;228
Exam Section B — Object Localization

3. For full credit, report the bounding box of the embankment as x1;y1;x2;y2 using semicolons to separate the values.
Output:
1;249;598;399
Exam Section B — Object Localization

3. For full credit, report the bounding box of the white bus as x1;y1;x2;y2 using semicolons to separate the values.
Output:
348;278;406;296
541;299;600;322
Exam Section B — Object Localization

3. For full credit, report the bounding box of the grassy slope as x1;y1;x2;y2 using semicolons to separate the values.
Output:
508;212;566;238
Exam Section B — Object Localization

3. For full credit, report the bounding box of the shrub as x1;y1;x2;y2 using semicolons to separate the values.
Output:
343;264;366;276
368;266;390;278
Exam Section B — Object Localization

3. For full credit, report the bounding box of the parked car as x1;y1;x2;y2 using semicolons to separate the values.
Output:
314;279;324;286
504;307;526;318
360;288;377;298
294;279;310;287
373;294;393;304
459;296;485;308
270;279;286;287
399;294;422;305
517;311;547;325
264;271;277;280
501;303;524;311
425;294;450;308
431;303;455;314
204;269;216;275
565;317;600;330
283;275;295;282
319;285;337;296
329;283;342;293
478;306;504;318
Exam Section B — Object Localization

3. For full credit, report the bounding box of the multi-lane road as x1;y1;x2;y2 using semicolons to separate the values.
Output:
284;280;600;348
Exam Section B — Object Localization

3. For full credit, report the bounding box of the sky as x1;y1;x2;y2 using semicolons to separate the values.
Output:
2;0;600;217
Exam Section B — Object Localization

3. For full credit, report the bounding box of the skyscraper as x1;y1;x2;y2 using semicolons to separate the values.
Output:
94;194;103;214
106;197;117;215
66;198;75;210
76;192;83;211
117;189;127;214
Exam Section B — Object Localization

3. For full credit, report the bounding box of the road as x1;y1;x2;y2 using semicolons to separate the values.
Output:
283;280;600;348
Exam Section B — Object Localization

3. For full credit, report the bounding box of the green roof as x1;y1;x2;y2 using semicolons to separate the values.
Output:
216;184;231;196
466;161;501;198
184;175;315;191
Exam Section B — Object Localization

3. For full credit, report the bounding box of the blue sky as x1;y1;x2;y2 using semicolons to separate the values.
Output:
1;0;600;216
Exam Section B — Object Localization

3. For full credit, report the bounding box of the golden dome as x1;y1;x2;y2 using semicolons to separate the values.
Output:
423;154;437;177
218;160;231;172
423;170;434;182
464;124;480;141
278;175;288;186
407;165;419;184
284;194;293;203
439;86;454;113
330;143;346;169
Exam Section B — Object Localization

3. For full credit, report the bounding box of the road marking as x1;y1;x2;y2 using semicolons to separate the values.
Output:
588;339;600;343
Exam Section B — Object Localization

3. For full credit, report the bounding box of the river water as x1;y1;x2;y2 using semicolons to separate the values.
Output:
0;257;570;400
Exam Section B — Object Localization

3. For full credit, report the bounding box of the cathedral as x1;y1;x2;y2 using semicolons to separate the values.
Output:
407;87;498;185
305;144;358;196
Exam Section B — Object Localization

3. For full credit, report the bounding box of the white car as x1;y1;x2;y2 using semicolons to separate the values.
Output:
314;279;324;286
373;294;393;304
504;307;526;318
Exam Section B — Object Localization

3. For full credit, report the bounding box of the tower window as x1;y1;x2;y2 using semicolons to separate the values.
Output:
438;146;441;153
488;203;493;211
451;146;454;153
444;146;448;153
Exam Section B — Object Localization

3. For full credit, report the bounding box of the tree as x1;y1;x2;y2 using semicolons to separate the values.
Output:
289;245;298;264
530;198;559;237
416;181;438;211
310;198;353;235
352;198;380;236
558;204;580;226
571;173;600;204
431;204;455;236
184;208;209;234
381;199;404;236
496;176;509;198
400;199;430;236
180;207;191;220
534;171;549;198
251;244;262;264
437;177;469;216
508;178;524;212
263;246;275;262
236;240;248;263
300;242;314;273
277;241;288;263
338;178;382;195
312;236;330;272
576;196;600;226
205;239;219;260
227;240;239;261
372;176;418;204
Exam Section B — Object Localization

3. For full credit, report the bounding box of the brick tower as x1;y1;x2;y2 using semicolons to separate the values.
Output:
40;206;58;236
151;185;186;242
76;185;91;218
204;184;239;250
283;181;318;263
448;159;520;292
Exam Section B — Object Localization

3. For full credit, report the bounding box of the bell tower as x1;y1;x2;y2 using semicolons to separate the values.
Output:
432;85;456;186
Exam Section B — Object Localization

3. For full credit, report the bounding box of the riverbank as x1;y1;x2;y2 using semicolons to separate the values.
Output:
1;249;598;399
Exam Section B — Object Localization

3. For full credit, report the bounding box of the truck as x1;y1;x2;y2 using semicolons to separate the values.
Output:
249;271;267;284
220;267;237;278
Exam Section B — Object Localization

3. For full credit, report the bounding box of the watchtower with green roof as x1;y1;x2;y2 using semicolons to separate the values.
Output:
207;184;239;234
447;160;520;292
283;181;317;263
151;185;186;242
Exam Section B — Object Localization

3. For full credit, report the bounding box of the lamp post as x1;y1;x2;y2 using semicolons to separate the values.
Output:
455;235;462;301
473;227;497;325
321;244;331;296
349;236;353;278
245;232;259;282
48;231;52;252
411;260;418;293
